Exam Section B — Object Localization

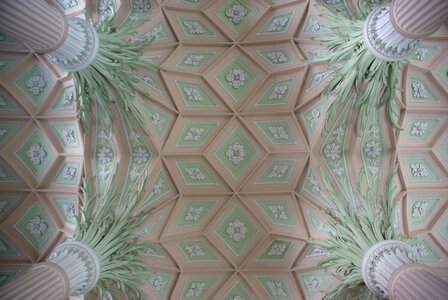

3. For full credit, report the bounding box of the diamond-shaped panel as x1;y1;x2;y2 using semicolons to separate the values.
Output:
15;130;54;177
215;128;258;179
214;205;257;256
13;63;52;106
14;202;56;250
215;56;257;103
214;0;258;34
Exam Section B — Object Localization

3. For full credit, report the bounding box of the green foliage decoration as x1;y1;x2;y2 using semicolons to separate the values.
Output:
72;13;158;134
75;172;157;299
311;1;405;135
308;166;406;299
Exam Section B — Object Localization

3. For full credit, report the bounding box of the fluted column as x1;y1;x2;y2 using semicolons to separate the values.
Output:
363;0;448;61
0;242;100;299
0;262;69;300
0;0;68;52
390;0;448;38
0;0;99;72
389;264;448;300
362;240;448;299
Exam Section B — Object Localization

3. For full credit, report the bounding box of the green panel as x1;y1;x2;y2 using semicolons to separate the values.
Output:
178;0;203;3
181;276;218;300
257;276;292;300
51;86;75;110
361;108;384;203
137;216;161;237
178;240;218;262
96;0;116;24
302;169;330;206
412;45;437;63
13;64;51;106
307;65;338;90
256;79;293;106
299;272;332;300
302;14;331;35
0;124;20;147
255;199;294;226
320;97;355;207
437;63;448;87
307;212;335;236
53;197;77;224
255;159;296;184
0;269;22;287
223;282;251;300
14;202;55;250
177;122;218;147
0;32;17;45
301;96;329;136
146;272;173;300
405;238;441;262
258;49;292;65
0;196;18;218
140;21;170;41
177;51;216;67
0;58;18;73
439;137;448;163
404;118;439;141
215;57;257;102
53;162;80;185
0;89;19;111
138;171;171;211
215;0;258;33
0;161;18;183
130;0;151;15
175;81;217;107
215;128;258;179
136;72;162;94
256;120;296;144
408;196;440;225
178;17;215;37
305;246;331;258
56;0;80;10
15;131;53;177
257;239;292;261
437;217;448;243
52;124;80;147
215;206;257;255
140;101;172;138
404;157;440;182
176;200;217;227
409;77;438;103
257;12;294;35
177;162;218;185
0;235;20;256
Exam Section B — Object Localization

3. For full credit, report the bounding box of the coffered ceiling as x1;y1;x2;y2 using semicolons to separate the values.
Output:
0;0;447;299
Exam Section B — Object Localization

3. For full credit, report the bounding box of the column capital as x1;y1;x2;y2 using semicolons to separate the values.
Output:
362;240;420;298
363;3;421;61
48;241;100;296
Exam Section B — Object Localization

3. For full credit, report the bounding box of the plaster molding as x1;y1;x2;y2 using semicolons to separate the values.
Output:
361;240;420;298
47;17;99;72
363;4;421;62
48;241;100;296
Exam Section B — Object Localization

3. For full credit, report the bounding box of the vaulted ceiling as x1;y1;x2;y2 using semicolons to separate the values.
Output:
0;0;447;299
